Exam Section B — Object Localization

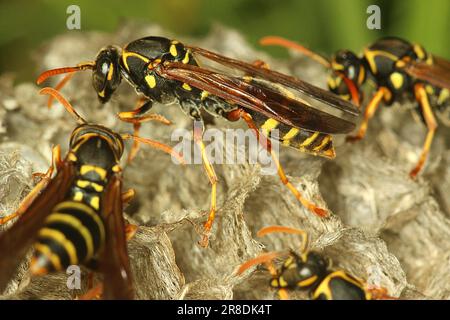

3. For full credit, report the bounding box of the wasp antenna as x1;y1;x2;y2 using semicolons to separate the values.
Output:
257;225;309;253
36;62;95;84
39;87;87;124
237;251;283;275
121;134;186;165
260;36;331;68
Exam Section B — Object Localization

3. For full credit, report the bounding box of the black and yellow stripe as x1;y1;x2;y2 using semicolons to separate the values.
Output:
311;270;369;300
32;166;108;273
247;111;335;159
33;200;105;272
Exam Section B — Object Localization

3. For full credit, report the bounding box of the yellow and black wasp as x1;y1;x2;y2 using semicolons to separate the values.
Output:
36;36;359;247
237;225;393;300
0;88;183;299
261;36;450;178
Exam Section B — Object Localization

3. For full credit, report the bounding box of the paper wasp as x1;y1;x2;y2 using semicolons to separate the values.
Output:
0;88;183;299
261;36;450;178
37;36;359;247
237;225;392;300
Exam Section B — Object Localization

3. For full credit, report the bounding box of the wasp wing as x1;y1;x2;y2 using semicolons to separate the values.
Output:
187;46;359;116
403;56;450;90
157;62;356;134
98;174;134;300
0;161;75;292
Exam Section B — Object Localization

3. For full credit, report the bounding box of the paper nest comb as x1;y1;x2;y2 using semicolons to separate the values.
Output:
0;23;449;300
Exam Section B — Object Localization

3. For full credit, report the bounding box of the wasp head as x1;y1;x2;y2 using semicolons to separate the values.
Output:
92;46;122;103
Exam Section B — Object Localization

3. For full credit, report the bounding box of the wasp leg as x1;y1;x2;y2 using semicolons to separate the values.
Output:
118;99;171;162
193;122;219;248
125;223;139;241
0;145;61;225
238;110;328;217
346;87;388;142
121;189;135;205
409;84;438;179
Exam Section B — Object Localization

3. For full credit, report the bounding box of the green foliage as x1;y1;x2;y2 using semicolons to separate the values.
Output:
0;0;449;80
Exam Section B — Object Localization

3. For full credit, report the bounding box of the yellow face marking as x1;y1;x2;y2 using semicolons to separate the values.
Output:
182;52;190;64
331;61;344;71
425;85;434;95
438;89;449;105
297;275;318;287
145;75;157;89
261;118;279;135
390;72;404;89
170;44;178;57
107;63;114;81
54;202;105;246
73;191;83;202
182;83;192;91
89;196;100;210
327;77;336;89
299;132;319;147
80;165;107;180
112;165;121;173
201;91;209;101
313;135;331;152
278;277;288;287
270;279;279;288
364;49;399;74
358;65;365;85
121;51;150;72
38;228;78;265
34;243;62;271
98;90;105;98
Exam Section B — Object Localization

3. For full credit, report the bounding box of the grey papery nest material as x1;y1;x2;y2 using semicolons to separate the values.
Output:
0;23;449;300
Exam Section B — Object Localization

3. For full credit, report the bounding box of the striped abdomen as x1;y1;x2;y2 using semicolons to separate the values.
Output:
32;194;105;274
248;111;336;159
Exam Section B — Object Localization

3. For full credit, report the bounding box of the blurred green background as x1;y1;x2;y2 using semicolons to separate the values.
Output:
0;0;449;81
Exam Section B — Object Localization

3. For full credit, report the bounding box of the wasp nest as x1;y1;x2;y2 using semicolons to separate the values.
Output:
0;23;449;300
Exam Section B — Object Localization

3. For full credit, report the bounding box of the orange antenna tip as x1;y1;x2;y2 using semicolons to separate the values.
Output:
36;62;94;84
39;87;87;124
237;251;283;275
257;225;306;238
